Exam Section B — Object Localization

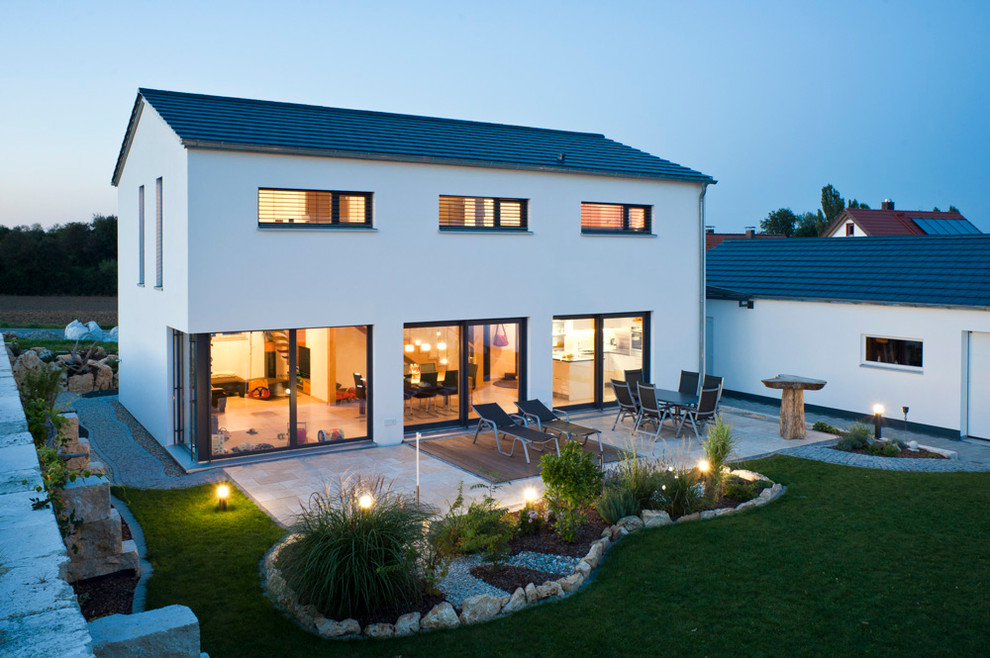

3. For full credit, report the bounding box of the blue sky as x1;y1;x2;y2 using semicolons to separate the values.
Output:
1;0;987;231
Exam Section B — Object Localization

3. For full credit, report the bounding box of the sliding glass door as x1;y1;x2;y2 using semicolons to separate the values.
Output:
404;318;525;429
553;313;648;409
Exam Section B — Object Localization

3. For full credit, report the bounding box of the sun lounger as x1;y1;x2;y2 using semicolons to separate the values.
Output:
515;399;603;452
472;403;561;464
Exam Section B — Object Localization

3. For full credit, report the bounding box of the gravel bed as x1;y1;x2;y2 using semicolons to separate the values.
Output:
506;550;579;575
439;554;513;606
780;443;990;472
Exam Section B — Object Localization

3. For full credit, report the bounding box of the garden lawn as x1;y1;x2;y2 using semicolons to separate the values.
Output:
116;456;990;657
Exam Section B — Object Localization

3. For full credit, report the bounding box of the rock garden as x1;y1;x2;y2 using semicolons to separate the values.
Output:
261;417;785;640
815;421;953;459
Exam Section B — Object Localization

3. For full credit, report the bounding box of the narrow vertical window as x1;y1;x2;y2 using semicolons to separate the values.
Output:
138;185;145;285
155;177;163;288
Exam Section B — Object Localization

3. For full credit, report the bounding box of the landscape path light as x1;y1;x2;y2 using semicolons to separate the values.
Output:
873;404;885;440
358;493;374;510
217;484;230;511
523;487;538;504
698;459;710;473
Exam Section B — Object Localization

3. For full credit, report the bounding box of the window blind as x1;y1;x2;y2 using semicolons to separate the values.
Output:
581;202;651;233
439;196;527;230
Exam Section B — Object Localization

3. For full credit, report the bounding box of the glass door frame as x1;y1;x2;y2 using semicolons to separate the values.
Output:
553;312;650;411
403;317;527;431
193;325;374;462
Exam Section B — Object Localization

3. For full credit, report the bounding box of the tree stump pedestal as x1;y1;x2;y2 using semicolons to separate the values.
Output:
761;375;827;440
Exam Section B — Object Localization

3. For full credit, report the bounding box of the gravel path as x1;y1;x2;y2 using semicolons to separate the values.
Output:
66;393;220;489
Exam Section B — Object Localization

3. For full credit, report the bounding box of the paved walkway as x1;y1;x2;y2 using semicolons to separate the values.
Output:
68;395;990;528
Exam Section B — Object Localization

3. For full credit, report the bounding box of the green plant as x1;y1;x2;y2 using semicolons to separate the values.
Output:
595;485;639;525
540;442;603;542
516;500;546;537
277;474;429;619
812;421;842;435
836;423;872;452
20;364;64;409
426;482;514;566
610;451;665;512
867;441;901;457
655;466;702;517
701;415;738;500
722;476;772;502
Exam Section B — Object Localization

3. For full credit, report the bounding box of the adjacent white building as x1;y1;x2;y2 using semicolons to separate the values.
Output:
112;89;715;464
706;236;990;439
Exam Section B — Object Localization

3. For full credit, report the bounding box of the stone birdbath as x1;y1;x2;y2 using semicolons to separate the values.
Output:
761;374;827;440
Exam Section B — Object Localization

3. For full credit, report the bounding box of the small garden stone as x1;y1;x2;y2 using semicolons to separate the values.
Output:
501;588;527;614
421;602;460;630
641;509;672;528
315;617;360;638
558;573;584;593
363;623;395;639
616;515;645;533
459;594;504;625
524;582;539;603
394;612;420;636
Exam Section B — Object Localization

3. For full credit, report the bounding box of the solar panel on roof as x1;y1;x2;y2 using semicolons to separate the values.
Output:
912;218;981;235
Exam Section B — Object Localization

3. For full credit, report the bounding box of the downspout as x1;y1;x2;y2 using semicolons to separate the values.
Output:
698;183;709;395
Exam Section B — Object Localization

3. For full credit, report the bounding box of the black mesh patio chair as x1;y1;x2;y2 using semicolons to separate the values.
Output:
676;386;721;438
633;382;679;451
624;368;644;390
472;403;560;464
702;374;725;413
611;379;640;430
678;370;700;395
515;399;603;452
438;369;458;407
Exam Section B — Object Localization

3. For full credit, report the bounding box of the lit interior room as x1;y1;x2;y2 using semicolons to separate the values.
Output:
209;327;368;456
403;322;521;428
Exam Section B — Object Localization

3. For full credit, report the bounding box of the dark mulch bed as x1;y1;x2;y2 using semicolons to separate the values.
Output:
117;509;133;541
348;581;447;628
832;446;948;459
508;508;610;558
72;569;139;621
470;564;560;592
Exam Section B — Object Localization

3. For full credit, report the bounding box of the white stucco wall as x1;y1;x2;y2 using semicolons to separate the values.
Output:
708;297;990;432
117;104;707;450
115;101;188;447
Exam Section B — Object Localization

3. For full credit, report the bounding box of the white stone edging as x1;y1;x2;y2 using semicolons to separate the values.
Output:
260;468;784;640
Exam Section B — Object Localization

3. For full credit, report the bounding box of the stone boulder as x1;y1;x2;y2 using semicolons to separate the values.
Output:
13;350;47;390
535;580;563;600
89;604;200;658
421;602;459;630
67;372;95;394
314;617;360;638
94;363;114;390
394;612;421;637
459;594;505;625
363;623;395;639
525;582;539;604
641;509;672;528
584;542;603;569
616;515;645;533
501;587;527;614
558;573;584;593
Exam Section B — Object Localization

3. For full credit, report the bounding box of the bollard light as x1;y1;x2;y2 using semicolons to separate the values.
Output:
872;404;884;440
217;484;230;511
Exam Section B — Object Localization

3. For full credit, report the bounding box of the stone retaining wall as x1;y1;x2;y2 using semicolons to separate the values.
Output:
262;471;786;640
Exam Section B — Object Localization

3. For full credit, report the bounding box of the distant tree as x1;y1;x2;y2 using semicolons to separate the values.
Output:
949;205;961;213
760;208;798;237
820;184;845;225
932;206;941;212
847;199;870;209
0;214;117;295
793;210;828;237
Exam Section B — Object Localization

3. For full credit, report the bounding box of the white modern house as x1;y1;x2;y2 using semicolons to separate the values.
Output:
111;88;715;464
706;236;990;439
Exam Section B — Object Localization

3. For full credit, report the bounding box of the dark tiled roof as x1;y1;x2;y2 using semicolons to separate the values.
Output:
112;88;715;186
825;208;979;237
705;232;785;250
706;235;990;308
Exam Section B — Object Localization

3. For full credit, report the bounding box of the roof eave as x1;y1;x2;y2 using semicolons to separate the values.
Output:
111;93;145;187
706;291;990;312
179;139;717;184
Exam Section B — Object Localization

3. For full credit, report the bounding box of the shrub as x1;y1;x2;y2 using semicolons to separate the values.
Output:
609;451;665;512
425;482;515;569
541;442;603;542
701;416;738;500
278;474;429;619
812;421;842;435
595;485;639;525
19;364;63;410
836;423;872;452
655;466;703;518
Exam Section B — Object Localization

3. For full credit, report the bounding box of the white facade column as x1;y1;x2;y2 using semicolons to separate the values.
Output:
527;314;553;403
372;321;405;445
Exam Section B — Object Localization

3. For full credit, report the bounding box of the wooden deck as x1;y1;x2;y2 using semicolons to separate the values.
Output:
418;432;625;483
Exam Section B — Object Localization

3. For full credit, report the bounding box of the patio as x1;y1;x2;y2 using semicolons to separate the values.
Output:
224;405;835;526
